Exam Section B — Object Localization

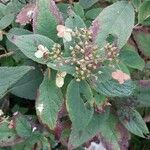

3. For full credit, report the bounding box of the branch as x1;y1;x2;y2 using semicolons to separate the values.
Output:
0;51;14;59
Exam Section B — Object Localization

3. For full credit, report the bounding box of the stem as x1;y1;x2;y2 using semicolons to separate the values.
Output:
0;51;14;59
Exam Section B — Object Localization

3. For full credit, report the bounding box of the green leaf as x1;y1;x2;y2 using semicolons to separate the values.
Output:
0;13;15;30
33;0;63;41
8;34;55;64
89;67;135;97
36;70;63;130
92;80;134;97
79;80;93;103
73;2;84;18
98;114;129;150
68;111;109;149
5;0;25;14
132;0;141;10
93;91;106;106
69;111;128;150
47;61;76;75
0;122;23;147
92;1;135;49
136;80;150;107
133;32;150;58
0;66;33;99
119;107;149;138
15;115;32;138
65;11;86;29
138;0;150;24
85;8;102;20
6;28;32;61
119;44;145;70
0;4;6;18
79;0;99;9
66;79;93;131
10;64;43;100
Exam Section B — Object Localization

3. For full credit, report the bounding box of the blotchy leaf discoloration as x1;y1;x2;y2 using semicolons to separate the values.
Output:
49;0;64;24
90;20;101;43
16;4;36;25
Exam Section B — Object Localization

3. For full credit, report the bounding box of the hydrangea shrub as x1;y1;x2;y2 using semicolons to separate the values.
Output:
0;0;150;149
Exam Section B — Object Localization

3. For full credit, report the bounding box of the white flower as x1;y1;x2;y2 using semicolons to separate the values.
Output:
85;142;106;150
57;25;72;42
34;45;49;58
0;109;3;116
37;103;44;113
32;127;37;132
26;10;34;18
13;112;18;116
56;71;67;88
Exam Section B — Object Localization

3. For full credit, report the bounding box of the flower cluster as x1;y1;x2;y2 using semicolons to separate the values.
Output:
35;25;122;84
104;43;119;61
49;43;62;60
68;28;103;81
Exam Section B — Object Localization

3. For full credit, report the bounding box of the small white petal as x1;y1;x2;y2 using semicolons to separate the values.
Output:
85;142;106;150
38;44;45;50
56;77;64;88
60;71;67;77
65;28;72;32
13;112;18;116
27;10;34;18
38;45;49;53
32;127;37;132
0;109;3;116
34;50;44;58
64;32;72;42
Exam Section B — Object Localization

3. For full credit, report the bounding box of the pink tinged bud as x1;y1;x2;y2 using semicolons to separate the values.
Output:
57;25;72;42
112;70;131;84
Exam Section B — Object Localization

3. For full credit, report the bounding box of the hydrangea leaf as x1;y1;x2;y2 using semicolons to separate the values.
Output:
89;67;135;97
15;114;32;138
135;80;150;107
33;0;64;41
0;66;33;99
10;63;43;100
79;0;99;9
0;13;15;30
69;111;129;150
119;44;145;71
91;1;135;49
0;122;24;147
138;0;150;25
68;112;109;149
66;79;93;131
8;34;55;64
118;107;149;138
133;32;150;58
36;70;63;130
